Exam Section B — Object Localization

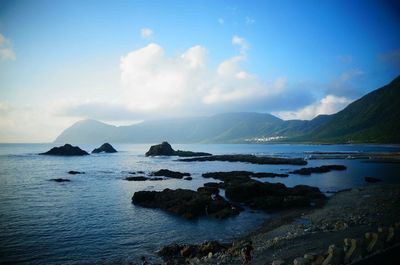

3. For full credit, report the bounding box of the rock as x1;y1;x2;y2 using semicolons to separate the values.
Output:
197;186;219;195
125;176;164;181
40;144;89;156
68;170;85;174
151;169;191;179
202;171;288;180
146;141;175;156
159;241;227;262
290;165;346;175
204;182;225;189
180;154;307;165
184;176;193;180
125;176;148;181
132;188;241;219
50;178;70;182
365;177;382;183
91;143;117;153
224;178;325;211
145;141;211;157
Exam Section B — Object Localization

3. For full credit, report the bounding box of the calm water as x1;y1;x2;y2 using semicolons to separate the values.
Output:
1;143;400;264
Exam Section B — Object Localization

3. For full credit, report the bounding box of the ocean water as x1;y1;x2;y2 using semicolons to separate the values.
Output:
1;143;400;264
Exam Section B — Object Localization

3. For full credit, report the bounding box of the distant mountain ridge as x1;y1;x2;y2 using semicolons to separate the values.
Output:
55;75;400;144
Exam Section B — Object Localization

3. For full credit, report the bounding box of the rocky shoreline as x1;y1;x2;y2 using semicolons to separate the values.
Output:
157;183;400;265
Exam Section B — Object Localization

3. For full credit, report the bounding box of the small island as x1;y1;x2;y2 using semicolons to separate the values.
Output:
145;141;212;157
92;143;117;153
40;144;89;156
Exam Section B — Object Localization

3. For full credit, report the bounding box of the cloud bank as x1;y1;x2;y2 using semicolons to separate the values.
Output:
273;95;352;120
0;33;16;61
55;35;355;123
117;35;285;116
140;28;153;39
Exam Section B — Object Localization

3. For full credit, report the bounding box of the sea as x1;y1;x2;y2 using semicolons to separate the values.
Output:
1;143;400;264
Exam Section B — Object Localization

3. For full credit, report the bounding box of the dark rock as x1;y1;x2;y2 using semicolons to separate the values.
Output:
132;188;241;219
40;144;89;156
365;177;382;183
68;170;85;175
174;150;212;157
125;176;148;181
151;169;190;179
145;141;212;157
137;171;145;174
290;165;347;175
179;154;307;165
159;241;228;262
202;171;288;180
204;182;225;188
183;176;192;180
197;186;219;195
92;143;117;153
224;178;326;211
50;178;71;182
146;141;174;156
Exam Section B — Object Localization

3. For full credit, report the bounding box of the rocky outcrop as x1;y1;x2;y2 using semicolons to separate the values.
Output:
50;178;71;182
132;188;241;219
125;176;163;181
40;144;89;156
179;154;307;165
206;173;326;211
159;241;228;264
151;169;191;179
225;180;325;211
145;141;211;157
91;143;117;153
125;176;148;181
290;165;347;175
68;170;85;174
202;171;288;180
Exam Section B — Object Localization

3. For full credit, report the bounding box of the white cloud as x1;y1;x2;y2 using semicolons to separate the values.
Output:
218;18;224;25
273;95;352;120
0;101;78;143
245;16;255;25
140;28;153;39
117;36;285;113
232;35;248;53
0;33;16;61
340;69;364;81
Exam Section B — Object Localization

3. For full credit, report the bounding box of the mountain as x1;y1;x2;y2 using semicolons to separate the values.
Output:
54;75;400;144
55;113;285;144
296;75;400;143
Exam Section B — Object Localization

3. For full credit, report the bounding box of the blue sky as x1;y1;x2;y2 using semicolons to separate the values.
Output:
0;0;399;142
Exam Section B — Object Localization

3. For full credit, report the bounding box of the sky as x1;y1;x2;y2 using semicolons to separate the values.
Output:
0;0;399;143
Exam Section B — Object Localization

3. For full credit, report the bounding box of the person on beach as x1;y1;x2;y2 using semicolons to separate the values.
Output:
242;241;253;265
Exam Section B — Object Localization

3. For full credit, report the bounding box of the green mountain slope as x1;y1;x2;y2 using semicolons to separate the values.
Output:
299;75;400;143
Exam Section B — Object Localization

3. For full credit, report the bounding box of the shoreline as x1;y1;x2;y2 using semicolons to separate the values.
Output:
160;183;400;265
